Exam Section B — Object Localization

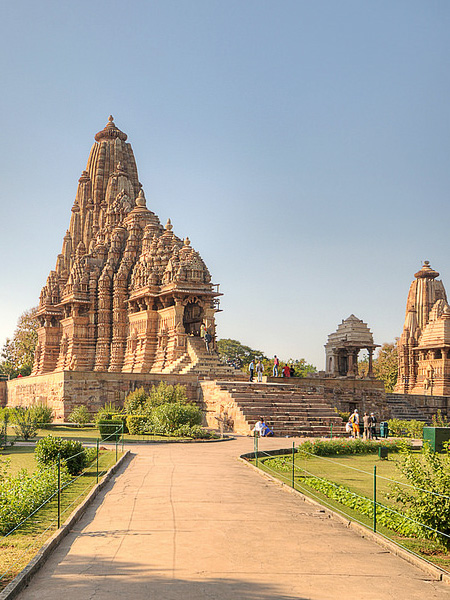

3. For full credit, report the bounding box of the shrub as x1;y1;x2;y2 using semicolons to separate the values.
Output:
150;402;202;434
29;403;53;428
148;382;187;408
68;405;91;427
391;443;450;547
174;424;213;439
35;435;90;475
98;419;123;441
296;438;404;457
431;410;450;428
124;387;149;415
0;465;71;535
95;402;120;425
9;407;38;441
387;419;425;439
126;415;148;435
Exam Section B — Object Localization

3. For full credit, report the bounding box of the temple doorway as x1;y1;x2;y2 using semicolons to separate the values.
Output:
183;301;204;335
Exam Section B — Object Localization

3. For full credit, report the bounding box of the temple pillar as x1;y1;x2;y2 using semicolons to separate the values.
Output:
368;349;374;377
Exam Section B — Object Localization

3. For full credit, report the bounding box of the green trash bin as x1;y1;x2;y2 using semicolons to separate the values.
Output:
379;446;388;460
423;427;450;452
380;421;389;438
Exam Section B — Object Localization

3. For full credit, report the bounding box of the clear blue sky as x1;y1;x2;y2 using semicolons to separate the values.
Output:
1;0;449;369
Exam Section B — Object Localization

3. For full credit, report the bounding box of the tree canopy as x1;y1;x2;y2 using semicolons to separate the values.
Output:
358;341;398;392
0;308;38;378
217;338;317;377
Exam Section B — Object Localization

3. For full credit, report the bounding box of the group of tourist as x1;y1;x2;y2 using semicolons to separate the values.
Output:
252;417;274;437
248;355;295;382
346;409;378;439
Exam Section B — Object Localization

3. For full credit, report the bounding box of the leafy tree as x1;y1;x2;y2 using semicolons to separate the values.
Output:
373;342;398;392
0;308;38;378
217;339;266;367
392;443;450;548
358;343;398;391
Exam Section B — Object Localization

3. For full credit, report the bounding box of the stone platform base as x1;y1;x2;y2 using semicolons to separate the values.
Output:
4;371;200;421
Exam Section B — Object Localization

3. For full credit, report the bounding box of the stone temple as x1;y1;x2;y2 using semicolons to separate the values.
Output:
395;261;450;396
325;315;378;377
32;116;224;377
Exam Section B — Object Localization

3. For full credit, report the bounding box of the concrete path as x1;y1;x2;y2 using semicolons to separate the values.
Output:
16;437;450;600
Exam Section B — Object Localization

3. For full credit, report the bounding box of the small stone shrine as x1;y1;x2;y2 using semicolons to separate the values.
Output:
395;261;450;395
32;117;221;376
325;315;378;377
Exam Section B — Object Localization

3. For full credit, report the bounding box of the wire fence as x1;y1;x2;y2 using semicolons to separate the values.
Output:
0;424;125;587
250;436;450;572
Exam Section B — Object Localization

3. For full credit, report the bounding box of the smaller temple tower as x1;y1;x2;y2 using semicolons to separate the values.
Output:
325;315;378;377
395;261;448;394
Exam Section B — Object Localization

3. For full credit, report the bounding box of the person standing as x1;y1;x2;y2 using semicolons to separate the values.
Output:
256;359;264;382
283;364;290;378
200;323;206;339
204;330;212;353
350;409;360;438
363;412;371;440
249;359;255;382
370;412;378;439
273;355;279;377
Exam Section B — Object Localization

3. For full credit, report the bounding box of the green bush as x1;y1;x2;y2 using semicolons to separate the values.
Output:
95;402;120;425
387;419;425;439
111;413;128;433
68;405;91;427
124;387;149;415
9;407;38;441
150;402;202;434
148;382;188;407
391;443;450;547
174;424;213;439
126;415;148;435
431;410;450;428
0;464;71;535
297;438;404;457
34;436;90;475
29;403;53;428
98;419;123;441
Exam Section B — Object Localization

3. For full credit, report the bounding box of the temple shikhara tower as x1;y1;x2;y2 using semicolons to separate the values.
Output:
32;116;222;376
395;261;450;395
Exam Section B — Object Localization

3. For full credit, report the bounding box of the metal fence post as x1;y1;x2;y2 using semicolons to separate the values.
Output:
373;464;377;533
292;442;295;488
96;438;99;484
330;423;333;439
255;434;258;467
121;421;124;453
57;453;61;528
115;431;118;462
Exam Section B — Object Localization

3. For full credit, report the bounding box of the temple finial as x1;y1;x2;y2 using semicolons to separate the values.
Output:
165;218;173;231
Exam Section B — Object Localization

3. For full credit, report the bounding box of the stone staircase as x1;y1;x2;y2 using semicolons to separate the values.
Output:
163;336;240;379
385;393;430;422
200;380;346;437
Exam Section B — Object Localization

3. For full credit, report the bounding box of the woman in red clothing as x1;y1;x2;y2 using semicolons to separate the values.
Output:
282;364;290;378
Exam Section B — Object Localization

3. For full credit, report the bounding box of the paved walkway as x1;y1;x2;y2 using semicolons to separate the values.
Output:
17;437;450;600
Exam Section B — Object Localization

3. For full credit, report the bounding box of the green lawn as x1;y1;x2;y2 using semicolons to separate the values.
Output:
254;451;450;572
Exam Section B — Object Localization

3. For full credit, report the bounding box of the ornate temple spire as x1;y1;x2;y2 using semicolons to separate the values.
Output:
94;115;128;142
